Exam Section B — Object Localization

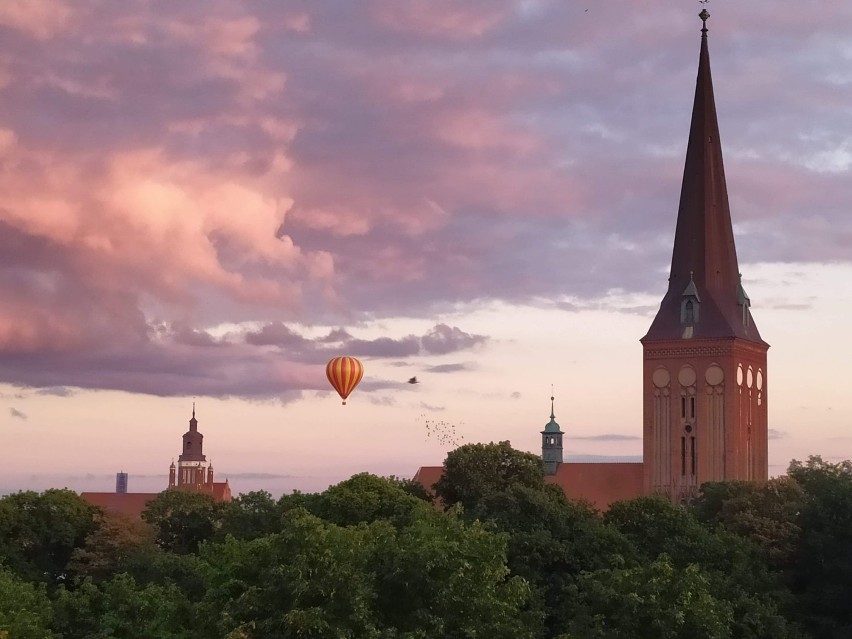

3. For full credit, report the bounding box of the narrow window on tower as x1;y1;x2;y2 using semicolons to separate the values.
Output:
681;437;686;476
690;396;695;419
691;437;697;476
681;397;686;418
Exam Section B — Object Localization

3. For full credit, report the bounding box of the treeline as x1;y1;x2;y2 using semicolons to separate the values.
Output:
1;443;851;638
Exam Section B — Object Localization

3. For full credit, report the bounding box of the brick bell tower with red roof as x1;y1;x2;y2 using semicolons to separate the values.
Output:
641;10;769;504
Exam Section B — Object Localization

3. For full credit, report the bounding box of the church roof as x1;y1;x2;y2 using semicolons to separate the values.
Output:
545;462;644;510
413;465;444;494
411;462;643;511
80;492;160;520
644;11;765;345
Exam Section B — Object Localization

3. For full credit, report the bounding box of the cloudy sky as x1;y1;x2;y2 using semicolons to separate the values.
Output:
2;1;851;495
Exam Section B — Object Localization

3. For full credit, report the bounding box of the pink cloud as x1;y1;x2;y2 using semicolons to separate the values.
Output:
0;1;851;397
0;0;75;40
370;0;509;39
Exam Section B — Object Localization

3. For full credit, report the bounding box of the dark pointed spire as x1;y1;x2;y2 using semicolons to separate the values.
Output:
189;403;198;432
643;10;764;344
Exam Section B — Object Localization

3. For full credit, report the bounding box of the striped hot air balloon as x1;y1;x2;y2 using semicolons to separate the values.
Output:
326;356;364;405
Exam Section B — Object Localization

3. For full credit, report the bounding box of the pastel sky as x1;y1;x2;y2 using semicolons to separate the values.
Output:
2;1;852;496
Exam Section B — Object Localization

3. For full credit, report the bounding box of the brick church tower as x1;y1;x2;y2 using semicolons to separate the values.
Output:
165;402;232;504
641;10;769;503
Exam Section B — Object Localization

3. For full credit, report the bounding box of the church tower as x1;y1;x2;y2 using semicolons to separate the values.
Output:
641;10;769;503
174;403;209;488
541;394;564;476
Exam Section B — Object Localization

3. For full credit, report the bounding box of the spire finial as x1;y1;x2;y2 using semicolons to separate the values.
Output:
699;3;710;34
550;386;555;419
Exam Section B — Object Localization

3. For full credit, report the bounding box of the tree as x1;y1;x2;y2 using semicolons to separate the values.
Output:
52;574;195;639
200;507;534;638
433;441;545;510
0;490;97;585
561;555;734;639
693;478;805;569
471;484;635;636
141;490;219;554
306;472;432;528
0;567;55;639
216;490;282;541
787;456;852;638
67;511;156;583
605;496;800;639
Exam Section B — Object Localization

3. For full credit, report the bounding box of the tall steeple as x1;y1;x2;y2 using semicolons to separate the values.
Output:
641;10;769;503
644;9;764;345
176;404;206;486
541;391;564;476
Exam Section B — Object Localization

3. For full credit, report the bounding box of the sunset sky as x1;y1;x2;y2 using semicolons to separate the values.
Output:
2;1;852;495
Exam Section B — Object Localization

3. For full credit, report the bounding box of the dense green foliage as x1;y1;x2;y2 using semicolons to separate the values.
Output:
1;452;851;638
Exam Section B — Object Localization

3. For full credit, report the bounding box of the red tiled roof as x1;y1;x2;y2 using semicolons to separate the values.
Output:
413;466;444;494
80;492;160;520
547;462;644;510
412;462;645;511
212;481;232;502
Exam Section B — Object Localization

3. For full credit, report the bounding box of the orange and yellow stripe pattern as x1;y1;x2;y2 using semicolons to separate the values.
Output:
326;356;364;405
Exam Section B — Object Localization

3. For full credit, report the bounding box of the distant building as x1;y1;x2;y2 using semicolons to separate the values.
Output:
168;404;231;501
415;11;768;510
82;406;231;518
115;472;128;494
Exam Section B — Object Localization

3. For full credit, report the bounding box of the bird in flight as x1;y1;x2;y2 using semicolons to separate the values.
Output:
407;376;419;384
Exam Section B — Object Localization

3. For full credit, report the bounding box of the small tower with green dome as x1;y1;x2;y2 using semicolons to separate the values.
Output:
541;394;564;476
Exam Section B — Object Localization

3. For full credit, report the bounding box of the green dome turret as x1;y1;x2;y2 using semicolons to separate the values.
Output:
543;396;562;433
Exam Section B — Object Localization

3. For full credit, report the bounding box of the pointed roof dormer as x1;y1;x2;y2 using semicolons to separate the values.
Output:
643;9;765;345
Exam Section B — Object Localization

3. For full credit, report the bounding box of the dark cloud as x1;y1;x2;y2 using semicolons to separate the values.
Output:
768;429;788;440
424;362;475;373
421;324;486;355
319;328;353;343
510;391;522;399
9;408;27;420
241;323;486;364
347;336;421;358
419;402;446;412
36;387;75;397
244;323;310;348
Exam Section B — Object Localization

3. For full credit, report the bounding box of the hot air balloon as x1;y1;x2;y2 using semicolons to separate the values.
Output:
326;356;364;405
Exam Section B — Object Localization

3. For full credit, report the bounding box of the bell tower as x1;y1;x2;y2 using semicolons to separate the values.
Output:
641;10;769;503
541;393;564;476
175;403;207;487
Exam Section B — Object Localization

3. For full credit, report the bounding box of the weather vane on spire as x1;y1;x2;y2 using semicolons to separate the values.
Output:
698;1;710;33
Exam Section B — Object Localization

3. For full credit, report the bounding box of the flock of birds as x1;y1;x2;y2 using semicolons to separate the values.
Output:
409;377;465;447
418;414;465;448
